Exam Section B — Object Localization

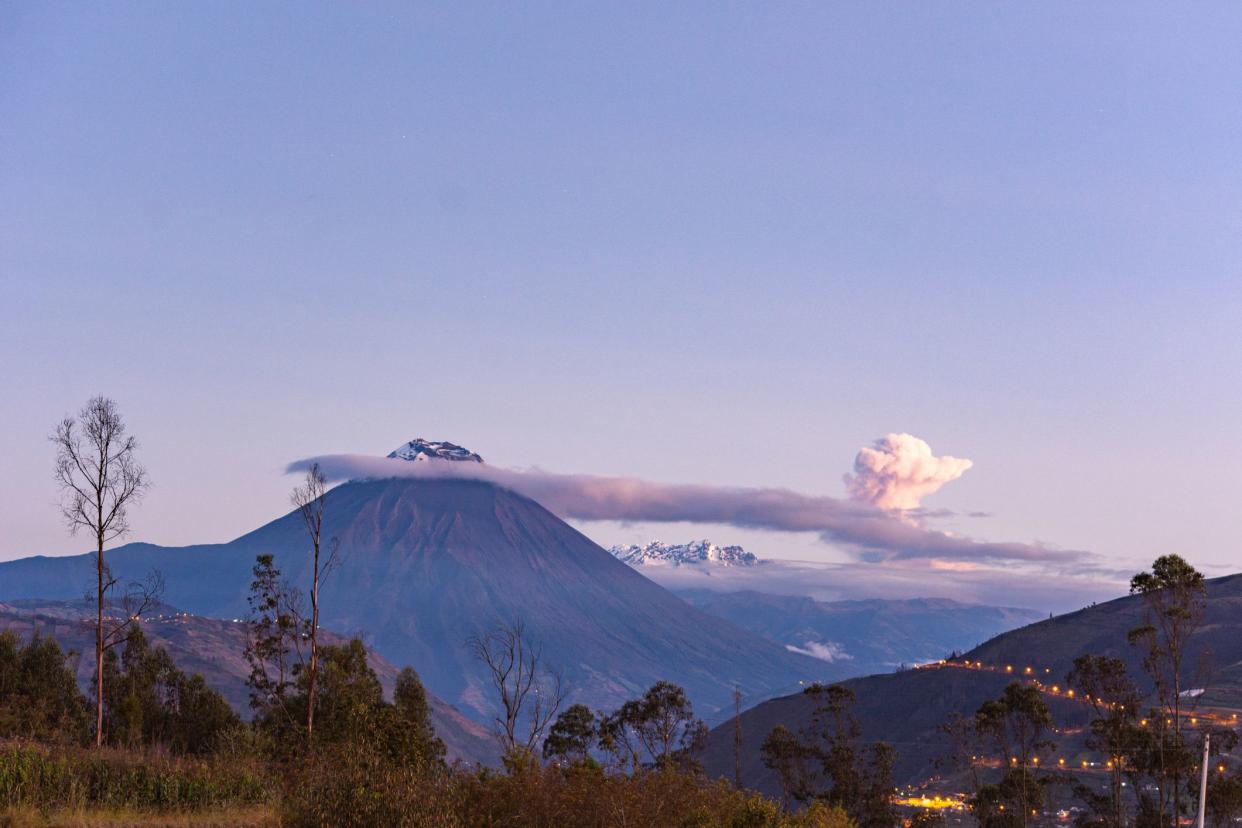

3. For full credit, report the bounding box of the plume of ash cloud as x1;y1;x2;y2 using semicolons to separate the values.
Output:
845;433;973;511
289;454;1086;569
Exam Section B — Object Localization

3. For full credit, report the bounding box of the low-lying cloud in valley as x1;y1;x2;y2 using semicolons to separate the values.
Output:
786;640;852;663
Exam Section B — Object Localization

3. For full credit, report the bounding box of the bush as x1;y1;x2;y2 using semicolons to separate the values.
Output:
280;758;853;828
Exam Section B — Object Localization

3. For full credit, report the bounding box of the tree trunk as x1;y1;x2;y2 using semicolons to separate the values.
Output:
1174;651;1182;823
95;529;104;748
307;539;319;738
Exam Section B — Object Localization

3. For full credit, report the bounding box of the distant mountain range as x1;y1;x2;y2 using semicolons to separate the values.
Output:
0;599;497;766
0;445;838;724
609;539;1043;676
700;573;1242;792
609;539;758;568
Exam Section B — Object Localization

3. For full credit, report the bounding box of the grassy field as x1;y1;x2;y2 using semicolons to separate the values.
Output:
0;806;277;827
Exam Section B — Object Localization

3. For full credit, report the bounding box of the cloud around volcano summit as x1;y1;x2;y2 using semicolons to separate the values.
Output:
288;451;1089;571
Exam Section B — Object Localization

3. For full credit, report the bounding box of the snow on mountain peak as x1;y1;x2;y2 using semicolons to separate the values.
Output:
388;439;484;464
609;539;758;568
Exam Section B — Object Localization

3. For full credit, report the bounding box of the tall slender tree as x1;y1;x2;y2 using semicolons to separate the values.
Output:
974;682;1054;827
51;396;150;747
1129;554;1207;824
1067;654;1144;826
291;462;337;739
244;554;306;724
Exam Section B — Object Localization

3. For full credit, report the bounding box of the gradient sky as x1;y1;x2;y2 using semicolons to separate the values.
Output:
3;4;1241;606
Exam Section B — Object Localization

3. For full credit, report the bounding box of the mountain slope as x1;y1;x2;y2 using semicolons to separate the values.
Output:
0;477;836;722
700;573;1242;792
0;600;497;765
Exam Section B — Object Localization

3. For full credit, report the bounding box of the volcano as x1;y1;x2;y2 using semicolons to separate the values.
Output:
0;474;835;721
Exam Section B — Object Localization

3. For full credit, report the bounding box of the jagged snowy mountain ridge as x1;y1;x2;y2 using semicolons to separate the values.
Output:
610;539;758;567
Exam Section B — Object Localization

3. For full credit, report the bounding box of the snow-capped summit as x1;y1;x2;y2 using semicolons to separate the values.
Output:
609;539;758;568
388;439;484;463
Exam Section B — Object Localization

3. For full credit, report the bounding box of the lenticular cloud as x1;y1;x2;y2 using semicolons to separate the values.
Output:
288;450;1084;568
845;433;973;511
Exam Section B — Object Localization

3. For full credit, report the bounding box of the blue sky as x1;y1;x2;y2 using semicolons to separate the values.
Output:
2;3;1240;606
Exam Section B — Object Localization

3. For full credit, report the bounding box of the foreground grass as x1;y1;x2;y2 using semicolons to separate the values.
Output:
0;805;277;828
1;742;852;827
0;743;271;825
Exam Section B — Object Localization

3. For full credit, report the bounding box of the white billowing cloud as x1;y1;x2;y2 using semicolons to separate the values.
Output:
845;433;973;511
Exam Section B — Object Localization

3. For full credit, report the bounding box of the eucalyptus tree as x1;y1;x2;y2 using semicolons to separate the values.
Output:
1129;554;1207;823
291;462;339;738
52;396;151;747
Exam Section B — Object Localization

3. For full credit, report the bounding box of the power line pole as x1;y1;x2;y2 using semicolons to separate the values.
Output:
1197;731;1210;828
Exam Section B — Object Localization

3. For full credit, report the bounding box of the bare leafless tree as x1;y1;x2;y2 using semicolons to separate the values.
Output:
468;619;565;758
51;396;151;747
291;462;339;739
